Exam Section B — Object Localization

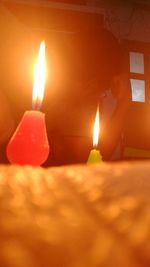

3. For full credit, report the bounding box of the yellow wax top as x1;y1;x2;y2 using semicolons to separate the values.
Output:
87;149;102;164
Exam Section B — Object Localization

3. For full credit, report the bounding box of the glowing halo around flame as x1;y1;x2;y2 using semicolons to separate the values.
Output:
32;41;46;109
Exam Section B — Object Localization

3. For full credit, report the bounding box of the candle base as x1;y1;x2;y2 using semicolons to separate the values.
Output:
87;149;102;164
6;110;49;166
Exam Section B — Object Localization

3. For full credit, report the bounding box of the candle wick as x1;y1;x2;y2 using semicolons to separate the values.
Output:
93;144;97;150
32;101;41;111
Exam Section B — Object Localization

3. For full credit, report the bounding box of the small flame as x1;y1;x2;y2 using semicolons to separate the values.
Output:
32;41;46;109
93;107;100;148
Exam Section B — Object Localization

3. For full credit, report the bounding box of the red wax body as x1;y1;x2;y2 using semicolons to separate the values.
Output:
6;110;49;166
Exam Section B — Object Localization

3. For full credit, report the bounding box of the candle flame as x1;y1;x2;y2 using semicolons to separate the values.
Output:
32;41;46;109
93;107;100;148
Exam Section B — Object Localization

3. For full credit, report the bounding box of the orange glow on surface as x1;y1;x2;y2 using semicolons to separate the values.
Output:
93;107;100;148
32;41;46;109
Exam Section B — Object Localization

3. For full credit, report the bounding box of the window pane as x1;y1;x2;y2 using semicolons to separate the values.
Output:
130;79;145;102
130;52;144;74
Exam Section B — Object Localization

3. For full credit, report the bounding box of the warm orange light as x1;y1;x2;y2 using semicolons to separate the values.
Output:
32;41;46;109
93;107;100;148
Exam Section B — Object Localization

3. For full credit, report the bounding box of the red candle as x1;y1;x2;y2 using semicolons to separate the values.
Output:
6;41;49;166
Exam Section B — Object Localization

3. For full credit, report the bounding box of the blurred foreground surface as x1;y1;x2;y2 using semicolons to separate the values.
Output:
0;161;150;267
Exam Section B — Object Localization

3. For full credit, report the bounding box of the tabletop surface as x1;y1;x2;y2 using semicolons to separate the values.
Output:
0;161;149;267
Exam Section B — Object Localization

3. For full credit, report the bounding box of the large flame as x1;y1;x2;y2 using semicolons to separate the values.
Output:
32;41;46;109
93;107;100;148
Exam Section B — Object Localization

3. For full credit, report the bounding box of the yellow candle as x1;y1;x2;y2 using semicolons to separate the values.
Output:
87;148;102;163
87;107;102;164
